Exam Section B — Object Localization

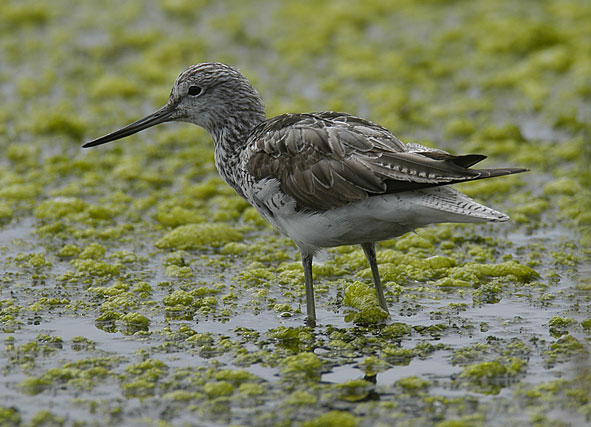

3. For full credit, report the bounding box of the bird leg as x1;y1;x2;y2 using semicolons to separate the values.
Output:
361;242;389;314
301;252;316;327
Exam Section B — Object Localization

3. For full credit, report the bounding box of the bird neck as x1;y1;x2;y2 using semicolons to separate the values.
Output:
210;108;266;197
210;110;266;147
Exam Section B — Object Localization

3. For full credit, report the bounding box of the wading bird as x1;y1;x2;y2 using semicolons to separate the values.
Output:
84;62;527;326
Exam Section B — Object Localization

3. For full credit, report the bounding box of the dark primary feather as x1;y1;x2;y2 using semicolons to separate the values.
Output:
247;112;528;211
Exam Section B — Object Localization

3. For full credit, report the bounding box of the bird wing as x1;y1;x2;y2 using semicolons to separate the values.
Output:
246;112;524;211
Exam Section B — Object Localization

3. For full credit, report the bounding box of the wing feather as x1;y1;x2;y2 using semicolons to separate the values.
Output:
310;162;334;189
246;112;527;211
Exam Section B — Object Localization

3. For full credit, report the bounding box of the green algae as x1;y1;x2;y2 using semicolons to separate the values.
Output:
459;358;525;394
158;0;209;17
155;223;243;249
0;0;589;425
515;368;591;422
451;343;492;365
34;197;87;220
435;415;486;427
163;250;189;266
242;206;269;226
204;381;234;398
343;281;389;325
20;361;114;395
394;234;435;251
161;287;220;318
280;352;322;382
1;3;51;29
0;183;42;201
73;259;122;277
221;241;250;255
166;265;193;278
397;376;431;392
268;326;315;352
185;332;214;347
356;249;457;283
214;369;258;385
0;406;21;427
449;261;539;284
155;206;206;227
548;316;578;337
14;252;51;269
358;355;390;377
381;322;413;340
283;390;317;407
29;297;70;312
70;337;96;352
0;202;13;220
90;75;141;99
163;289;194;306
302;411;358;427
121;378;157;398
338;378;373;401
29;410;65;427
121;312;150;332
382;346;415;365
544;335;588;365
57;244;81;258
32;105;86;140
79;243;106;260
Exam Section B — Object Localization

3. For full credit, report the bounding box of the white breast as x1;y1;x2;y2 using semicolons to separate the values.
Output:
245;178;508;254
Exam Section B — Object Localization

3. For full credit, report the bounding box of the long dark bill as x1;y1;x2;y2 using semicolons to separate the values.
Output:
82;104;175;148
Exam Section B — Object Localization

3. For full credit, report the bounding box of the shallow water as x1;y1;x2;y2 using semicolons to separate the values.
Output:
1;0;590;426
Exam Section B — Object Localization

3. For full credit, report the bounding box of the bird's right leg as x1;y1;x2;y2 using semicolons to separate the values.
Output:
361;242;389;315
301;252;316;327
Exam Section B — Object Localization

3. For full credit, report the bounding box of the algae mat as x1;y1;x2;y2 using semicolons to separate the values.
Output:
1;0;590;426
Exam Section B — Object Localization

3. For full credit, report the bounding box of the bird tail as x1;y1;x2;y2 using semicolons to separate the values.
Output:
410;186;511;223
469;167;529;180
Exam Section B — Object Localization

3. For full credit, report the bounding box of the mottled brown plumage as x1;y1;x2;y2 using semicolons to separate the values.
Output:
246;112;524;211
84;62;528;327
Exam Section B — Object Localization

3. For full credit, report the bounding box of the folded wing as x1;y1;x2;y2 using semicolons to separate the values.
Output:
246;112;527;211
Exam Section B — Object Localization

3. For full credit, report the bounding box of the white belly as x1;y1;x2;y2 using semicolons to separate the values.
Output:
276;197;418;249
246;178;508;254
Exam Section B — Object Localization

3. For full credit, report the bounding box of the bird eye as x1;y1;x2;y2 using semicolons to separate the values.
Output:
188;86;202;96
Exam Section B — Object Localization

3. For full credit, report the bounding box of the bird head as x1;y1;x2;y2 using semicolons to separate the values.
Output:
83;62;265;148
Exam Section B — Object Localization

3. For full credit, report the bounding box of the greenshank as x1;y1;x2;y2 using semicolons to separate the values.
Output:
84;62;527;326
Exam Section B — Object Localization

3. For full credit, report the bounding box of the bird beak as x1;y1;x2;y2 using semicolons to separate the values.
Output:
82;104;175;148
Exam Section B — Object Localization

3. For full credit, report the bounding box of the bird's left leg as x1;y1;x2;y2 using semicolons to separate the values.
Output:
361;242;389;314
301;251;317;327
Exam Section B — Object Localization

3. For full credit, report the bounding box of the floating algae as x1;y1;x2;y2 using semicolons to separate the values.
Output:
0;0;589;425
